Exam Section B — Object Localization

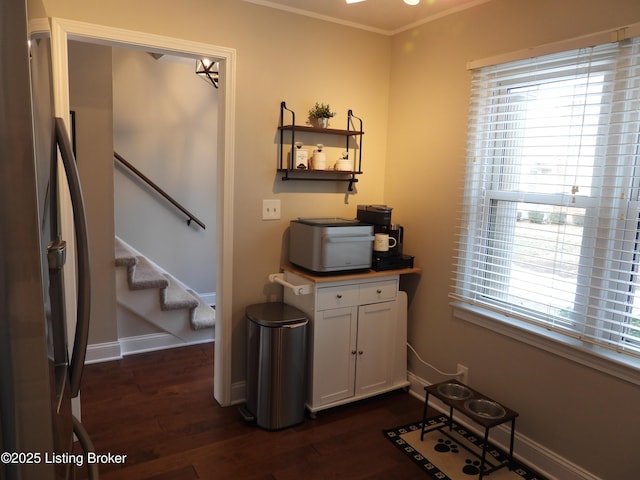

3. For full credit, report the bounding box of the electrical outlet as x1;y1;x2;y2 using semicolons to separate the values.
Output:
262;199;281;220
457;364;469;384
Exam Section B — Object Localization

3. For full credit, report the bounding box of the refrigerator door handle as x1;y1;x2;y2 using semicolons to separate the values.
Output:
55;117;91;399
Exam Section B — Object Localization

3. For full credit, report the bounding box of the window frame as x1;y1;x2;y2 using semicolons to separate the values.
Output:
453;37;640;385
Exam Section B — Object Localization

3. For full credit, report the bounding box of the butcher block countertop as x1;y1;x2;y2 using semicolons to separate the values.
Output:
281;263;421;284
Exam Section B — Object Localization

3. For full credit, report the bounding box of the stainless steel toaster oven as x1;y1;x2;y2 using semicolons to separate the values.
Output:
288;218;374;273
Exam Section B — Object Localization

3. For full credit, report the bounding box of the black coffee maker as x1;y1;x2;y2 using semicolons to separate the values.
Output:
356;205;413;270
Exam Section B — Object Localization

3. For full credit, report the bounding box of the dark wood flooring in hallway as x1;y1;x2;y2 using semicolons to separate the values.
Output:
74;343;431;479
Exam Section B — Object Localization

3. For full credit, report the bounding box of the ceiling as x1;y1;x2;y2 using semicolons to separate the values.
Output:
243;0;491;34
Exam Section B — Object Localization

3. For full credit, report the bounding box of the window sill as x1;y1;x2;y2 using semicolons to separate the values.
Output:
451;301;640;386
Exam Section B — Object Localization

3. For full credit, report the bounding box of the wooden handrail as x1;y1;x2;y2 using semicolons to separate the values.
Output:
114;152;206;230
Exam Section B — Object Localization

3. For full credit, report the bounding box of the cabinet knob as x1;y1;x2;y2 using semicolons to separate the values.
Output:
351;350;357;355
336;294;343;299
358;350;363;355
376;289;382;294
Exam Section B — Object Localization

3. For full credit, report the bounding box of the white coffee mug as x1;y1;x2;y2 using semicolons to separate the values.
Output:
373;233;397;252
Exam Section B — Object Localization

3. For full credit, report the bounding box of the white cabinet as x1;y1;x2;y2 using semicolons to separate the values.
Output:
355;301;396;396
312;306;357;406
283;268;410;415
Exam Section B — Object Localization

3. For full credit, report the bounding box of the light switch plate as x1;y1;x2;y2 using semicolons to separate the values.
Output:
262;199;281;220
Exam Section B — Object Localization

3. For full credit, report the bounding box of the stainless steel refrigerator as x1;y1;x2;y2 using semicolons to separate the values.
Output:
1;1;96;479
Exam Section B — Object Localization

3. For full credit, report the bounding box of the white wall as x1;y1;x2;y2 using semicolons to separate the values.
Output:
38;0;392;390
68;40;117;346
35;0;640;478
385;1;640;479
112;47;217;295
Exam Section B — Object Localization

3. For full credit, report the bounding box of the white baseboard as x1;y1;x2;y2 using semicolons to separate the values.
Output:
407;372;601;480
85;341;122;364
119;332;213;356
86;333;214;364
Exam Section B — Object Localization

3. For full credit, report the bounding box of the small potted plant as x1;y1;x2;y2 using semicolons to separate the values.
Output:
308;102;335;128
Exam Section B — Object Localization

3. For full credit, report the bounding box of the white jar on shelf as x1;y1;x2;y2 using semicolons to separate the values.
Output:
334;151;352;171
311;144;326;170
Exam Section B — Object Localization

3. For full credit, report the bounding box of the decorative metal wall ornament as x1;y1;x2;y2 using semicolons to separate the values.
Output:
196;58;219;88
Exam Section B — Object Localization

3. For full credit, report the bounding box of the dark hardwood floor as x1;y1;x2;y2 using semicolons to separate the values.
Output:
74;344;432;480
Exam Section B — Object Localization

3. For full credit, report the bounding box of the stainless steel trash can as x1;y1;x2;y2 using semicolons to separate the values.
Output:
245;302;308;430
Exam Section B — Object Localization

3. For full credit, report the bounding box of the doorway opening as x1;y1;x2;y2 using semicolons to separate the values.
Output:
39;17;235;406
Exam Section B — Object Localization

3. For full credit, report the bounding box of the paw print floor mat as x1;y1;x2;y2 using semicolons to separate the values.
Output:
383;415;547;480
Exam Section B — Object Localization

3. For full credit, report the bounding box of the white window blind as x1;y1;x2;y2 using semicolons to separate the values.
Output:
452;36;640;360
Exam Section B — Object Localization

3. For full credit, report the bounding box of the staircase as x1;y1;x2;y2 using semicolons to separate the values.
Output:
115;236;215;344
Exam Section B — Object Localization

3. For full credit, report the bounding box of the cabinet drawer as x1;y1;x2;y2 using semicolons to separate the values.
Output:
359;280;397;304
317;285;359;310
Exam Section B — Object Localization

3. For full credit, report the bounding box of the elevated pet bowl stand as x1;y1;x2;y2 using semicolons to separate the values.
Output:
420;380;519;479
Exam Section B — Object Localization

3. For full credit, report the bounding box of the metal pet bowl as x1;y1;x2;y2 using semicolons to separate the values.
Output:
464;398;506;419
437;382;472;400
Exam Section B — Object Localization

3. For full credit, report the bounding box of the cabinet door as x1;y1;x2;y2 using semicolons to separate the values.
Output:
312;306;357;406
355;301;396;396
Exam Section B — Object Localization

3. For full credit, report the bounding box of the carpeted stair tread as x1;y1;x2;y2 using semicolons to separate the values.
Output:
115;236;215;334
128;256;169;290
115;237;137;267
188;290;216;330
161;275;199;311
